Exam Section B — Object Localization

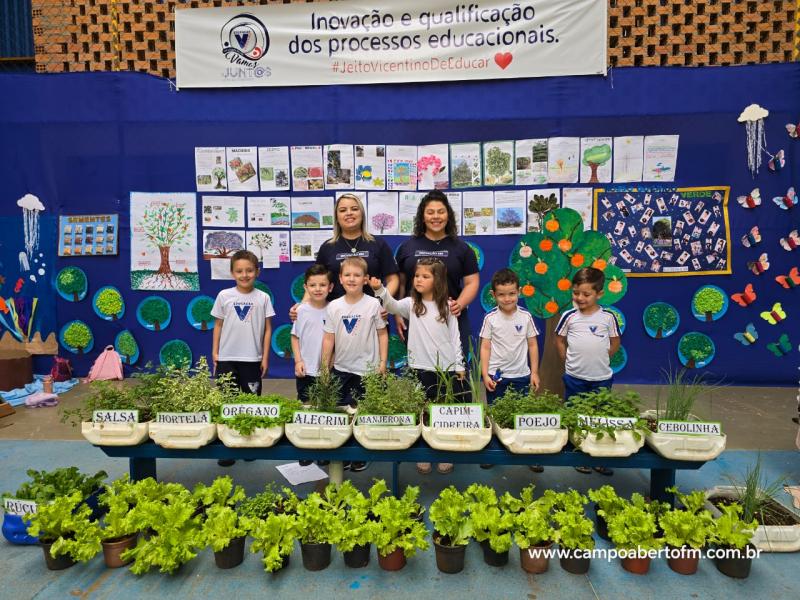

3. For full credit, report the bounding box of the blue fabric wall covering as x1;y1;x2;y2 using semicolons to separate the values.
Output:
0;64;797;385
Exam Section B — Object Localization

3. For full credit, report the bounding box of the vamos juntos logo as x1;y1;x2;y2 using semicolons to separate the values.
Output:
220;14;272;80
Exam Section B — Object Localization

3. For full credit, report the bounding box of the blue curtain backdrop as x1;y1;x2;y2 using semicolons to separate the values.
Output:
0;64;797;385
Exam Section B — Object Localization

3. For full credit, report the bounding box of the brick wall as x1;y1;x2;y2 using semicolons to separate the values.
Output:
32;0;799;78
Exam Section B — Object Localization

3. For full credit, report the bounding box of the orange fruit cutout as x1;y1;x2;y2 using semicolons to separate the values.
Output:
534;260;548;275
539;239;553;252
545;299;559;314
557;278;571;291
521;284;535;297
608;278;623;294
557;239;572;252
592;258;607;270
570;254;585;267
545;219;560;232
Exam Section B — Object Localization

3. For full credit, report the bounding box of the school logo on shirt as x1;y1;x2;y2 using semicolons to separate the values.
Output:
335;251;370;261
414;250;449;258
342;316;359;334
588;325;605;338
515;325;523;332
234;303;253;322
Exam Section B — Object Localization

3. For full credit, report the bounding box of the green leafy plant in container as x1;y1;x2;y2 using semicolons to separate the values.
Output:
193;476;250;568
430;486;472;574
466;483;520;566
488;388;564;429
222;393;302;436
607;503;664;574
371;484;428;570
25;491;102;567
658;487;714;574
246;512;300;572
149;357;236;416
357;369;427;418
4;467;107;504
562;388;647;444
305;367;343;413
330;481;378;563
61;380;153;427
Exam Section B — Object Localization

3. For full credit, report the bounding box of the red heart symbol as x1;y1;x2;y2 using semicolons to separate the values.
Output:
494;52;513;69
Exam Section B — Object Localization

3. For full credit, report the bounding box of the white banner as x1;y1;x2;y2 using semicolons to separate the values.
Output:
175;0;606;88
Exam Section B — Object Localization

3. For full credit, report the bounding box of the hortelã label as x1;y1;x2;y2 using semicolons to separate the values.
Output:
429;404;484;429
356;414;415;426
578;415;637;428
4;498;37;516
657;420;722;436
92;410;138;424
221;404;280;419
292;411;349;426
514;414;561;430
155;412;211;424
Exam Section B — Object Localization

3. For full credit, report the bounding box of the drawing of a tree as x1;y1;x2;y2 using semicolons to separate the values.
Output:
249;232;274;262
486;146;512;184
226;207;239;223
160;340;192;369
140;297;170;331
212;167;226;189
693;286;726;322
141;202;191;280
94;287;124;320
371;213;396;234
191;296;215;331
643;303;679;339
679;333;714;369
204;231;244;258
63;321;92;354
582;144;612;183
56;267;87;302
116;330;139;365
509;208;627;395
527;193;559;232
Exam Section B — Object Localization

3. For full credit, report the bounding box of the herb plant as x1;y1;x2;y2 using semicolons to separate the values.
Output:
488;387;563;429
5;467;107;503
357;369;428;418
239;484;298;520
61;380;152;426
655;369;715;421
372;485;429;558
149;357;237;415
221;393;303;435
305;368;342;413
723;454;787;524
562;388;647;443
429;486;472;546
25;492;102;562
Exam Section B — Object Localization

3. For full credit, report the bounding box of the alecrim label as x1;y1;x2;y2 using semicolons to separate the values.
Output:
92;410;138;424
292;411;349;426
578;415;637;428
3;498;37;516
429;404;484;429
155;411;211;424
514;413;561;430
657;420;722;436
356;414;415;426
221;404;280;419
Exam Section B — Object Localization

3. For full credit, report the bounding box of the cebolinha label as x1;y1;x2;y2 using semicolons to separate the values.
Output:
657;420;722;435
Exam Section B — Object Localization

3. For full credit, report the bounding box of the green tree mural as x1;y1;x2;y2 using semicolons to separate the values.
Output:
139;297;170;331
191;296;215;331
582;144;612;184
273;324;293;359
141;203;191;279
94;287;124;320
509;208;628;394
56;267;87;302
693;286;726;322
63;321;92;354
678;333;714;369
160;340;192;369
116;330;139;365
643;303;679;339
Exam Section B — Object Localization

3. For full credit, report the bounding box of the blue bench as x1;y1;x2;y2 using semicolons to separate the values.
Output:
98;437;706;506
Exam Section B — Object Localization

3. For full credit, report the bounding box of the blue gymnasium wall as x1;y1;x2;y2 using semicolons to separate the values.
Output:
0;64;797;385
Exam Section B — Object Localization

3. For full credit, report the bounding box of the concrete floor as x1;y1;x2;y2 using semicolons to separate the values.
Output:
1;380;798;599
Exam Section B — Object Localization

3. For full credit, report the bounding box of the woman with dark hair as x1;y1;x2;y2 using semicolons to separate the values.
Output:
394;190;480;357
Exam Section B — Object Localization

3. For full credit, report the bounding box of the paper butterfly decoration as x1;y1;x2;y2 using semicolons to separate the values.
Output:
785;485;800;510
760;302;786;325
747;253;769;275
775;267;800;289
730;283;757;307
741;226;761;248
768;149;786;172
766;333;792;357
780;230;799;251
736;188;761;209
772;187;796;210
786;123;800;139
733;322;758;346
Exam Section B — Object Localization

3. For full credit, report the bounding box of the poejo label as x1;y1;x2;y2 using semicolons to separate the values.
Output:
578;415;637;428
356;414;415;426
92;410;138;424
4;498;37;516
221;404;280;419
657;420;722;435
429;404;484;429
155;412;211;424
514;414;561;430
292;411;349;426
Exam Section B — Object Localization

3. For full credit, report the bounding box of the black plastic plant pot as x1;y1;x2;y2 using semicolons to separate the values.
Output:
480;540;509;567
593;504;610;541
214;536;246;569
271;553;290;574
714;545;753;579
301;541;332;571
343;543;371;568
41;541;76;571
434;539;467;574
560;549;591;574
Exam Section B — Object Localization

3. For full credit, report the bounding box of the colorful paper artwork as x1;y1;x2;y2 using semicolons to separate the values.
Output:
677;332;715;369
691;285;729;322
642;302;679;339
58;214;119;257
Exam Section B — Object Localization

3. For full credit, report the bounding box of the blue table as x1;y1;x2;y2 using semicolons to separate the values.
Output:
98;437;706;506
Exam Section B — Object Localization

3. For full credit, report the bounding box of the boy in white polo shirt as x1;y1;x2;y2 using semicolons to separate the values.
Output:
555;266;621;475
480;268;541;403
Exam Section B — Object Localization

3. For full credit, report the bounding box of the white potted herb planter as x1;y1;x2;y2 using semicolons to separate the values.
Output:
421;404;492;451
642;410;726;461
569;428;644;458
217;424;284;448
81;421;150;447
491;417;568;454
704;486;800;552
284;408;353;449
353;412;421;450
149;412;217;449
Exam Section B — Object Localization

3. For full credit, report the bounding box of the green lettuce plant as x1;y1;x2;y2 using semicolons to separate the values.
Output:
465;483;518;553
245;512;300;572
429;486;472;546
513;494;556;549
295;492;345;545
607;504;664;552
552;490;595;551
25;491;102;562
711;504;757;549
98;475;140;541
327;481;379;553
658;487;714;549
192;476;248;553
588;485;626;517
4;467;107;503
371;485;429;557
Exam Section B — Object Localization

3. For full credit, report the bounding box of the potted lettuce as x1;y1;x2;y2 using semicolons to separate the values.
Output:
372;484;429;571
430;486;472;574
